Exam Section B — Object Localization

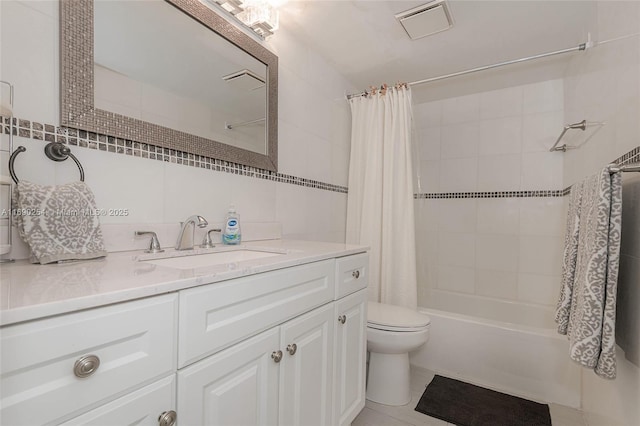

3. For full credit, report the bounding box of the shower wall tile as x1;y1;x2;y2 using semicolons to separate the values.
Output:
414;79;566;310
517;273;561;306
478;116;522;156
480;85;523;120
477;154;522;191
441;93;480;125
439;157;478;192
476;198;520;235
414;101;442;128
418;126;441;161
418;160;440;193
523;79;563;114
476;269;518;300
518;235;563;276
436;199;477;233
475;234;519;272
437;232;475;268
519;198;565;237
437;265;475;294
440;123;478;158
521;151;563;190
522;111;565;153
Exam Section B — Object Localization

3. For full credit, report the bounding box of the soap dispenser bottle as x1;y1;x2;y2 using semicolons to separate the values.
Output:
222;205;241;245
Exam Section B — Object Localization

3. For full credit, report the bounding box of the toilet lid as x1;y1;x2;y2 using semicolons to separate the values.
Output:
367;302;430;331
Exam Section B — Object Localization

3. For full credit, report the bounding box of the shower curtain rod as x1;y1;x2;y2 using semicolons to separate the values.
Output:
346;41;591;100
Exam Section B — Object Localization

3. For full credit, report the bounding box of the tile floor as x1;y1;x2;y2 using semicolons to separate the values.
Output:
352;367;586;426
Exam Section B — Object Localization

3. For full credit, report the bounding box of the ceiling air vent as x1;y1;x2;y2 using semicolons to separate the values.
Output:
222;69;265;91
395;1;454;40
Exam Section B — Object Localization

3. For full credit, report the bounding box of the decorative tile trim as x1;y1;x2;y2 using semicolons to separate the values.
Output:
414;190;565;199
614;146;639;168
2;116;347;194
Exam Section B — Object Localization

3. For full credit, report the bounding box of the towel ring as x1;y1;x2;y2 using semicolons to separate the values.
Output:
8;142;85;184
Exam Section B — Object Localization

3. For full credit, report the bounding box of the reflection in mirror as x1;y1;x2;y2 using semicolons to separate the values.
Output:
94;1;267;155
60;0;277;171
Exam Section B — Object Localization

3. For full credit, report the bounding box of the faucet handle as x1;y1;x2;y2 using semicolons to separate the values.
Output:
135;231;164;253
201;229;222;248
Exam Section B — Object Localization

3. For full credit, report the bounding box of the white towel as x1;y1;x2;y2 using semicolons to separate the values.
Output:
12;181;107;264
556;168;622;379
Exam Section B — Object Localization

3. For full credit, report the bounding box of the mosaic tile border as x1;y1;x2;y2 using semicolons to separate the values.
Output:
1;116;347;194
414;190;565;199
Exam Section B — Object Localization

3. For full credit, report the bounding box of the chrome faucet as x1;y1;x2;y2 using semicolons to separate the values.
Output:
175;215;208;250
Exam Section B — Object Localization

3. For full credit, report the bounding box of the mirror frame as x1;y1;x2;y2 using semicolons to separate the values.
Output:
60;0;278;171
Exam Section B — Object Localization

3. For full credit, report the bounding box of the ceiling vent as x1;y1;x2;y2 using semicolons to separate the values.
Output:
222;69;265;91
395;1;454;40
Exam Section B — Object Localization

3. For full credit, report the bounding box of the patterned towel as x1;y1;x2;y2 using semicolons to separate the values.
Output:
556;168;622;379
12;181;107;264
555;181;583;334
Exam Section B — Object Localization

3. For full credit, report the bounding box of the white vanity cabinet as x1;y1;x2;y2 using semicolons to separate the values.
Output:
176;254;368;426
0;251;368;426
0;294;178;425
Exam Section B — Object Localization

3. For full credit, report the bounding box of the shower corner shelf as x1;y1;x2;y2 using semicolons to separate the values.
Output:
549;119;606;152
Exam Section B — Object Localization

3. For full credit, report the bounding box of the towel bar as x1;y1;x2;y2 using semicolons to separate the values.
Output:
549;120;606;152
8;142;85;184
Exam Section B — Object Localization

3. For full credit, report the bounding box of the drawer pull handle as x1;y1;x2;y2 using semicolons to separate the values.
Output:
352;270;360;279
158;410;177;426
286;343;297;356
338;315;347;324
74;354;100;378
271;350;283;363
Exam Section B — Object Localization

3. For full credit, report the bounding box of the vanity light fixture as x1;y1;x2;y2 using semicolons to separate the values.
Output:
211;0;280;38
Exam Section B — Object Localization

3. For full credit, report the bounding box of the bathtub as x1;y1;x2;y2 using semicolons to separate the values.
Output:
409;292;581;408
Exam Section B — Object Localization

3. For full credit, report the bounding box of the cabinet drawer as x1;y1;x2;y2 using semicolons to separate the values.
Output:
61;375;176;426
0;294;178;425
335;253;368;299
179;259;335;367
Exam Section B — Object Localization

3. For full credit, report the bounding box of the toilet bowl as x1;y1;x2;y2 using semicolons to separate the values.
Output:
366;302;430;406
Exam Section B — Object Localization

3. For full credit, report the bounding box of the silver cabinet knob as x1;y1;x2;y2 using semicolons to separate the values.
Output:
158;410;177;426
286;343;297;356
73;354;100;378
352;270;360;279
338;315;347;324
271;350;283;363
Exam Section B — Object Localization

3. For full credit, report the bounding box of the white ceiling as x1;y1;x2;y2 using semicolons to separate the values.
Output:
278;1;598;101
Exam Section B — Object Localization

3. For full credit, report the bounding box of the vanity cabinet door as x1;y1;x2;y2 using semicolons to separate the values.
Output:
60;375;176;426
332;289;367;426
279;303;334;426
0;294;178;425
177;327;280;426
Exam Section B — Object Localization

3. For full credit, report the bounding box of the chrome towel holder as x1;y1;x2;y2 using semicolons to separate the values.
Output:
549;119;606;152
8;142;85;183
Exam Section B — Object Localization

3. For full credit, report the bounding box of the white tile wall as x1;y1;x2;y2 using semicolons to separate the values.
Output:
414;80;566;310
0;0;354;261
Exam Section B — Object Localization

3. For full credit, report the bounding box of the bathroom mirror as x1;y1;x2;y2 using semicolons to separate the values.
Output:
60;0;278;171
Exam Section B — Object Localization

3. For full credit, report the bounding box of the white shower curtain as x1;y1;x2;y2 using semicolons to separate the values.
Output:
346;86;417;309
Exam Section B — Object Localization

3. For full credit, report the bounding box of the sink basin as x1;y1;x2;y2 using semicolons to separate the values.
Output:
142;249;285;270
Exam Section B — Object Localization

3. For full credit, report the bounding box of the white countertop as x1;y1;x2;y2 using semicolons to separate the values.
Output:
0;240;367;326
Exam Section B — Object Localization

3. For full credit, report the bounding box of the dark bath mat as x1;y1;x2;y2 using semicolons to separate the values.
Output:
415;375;551;426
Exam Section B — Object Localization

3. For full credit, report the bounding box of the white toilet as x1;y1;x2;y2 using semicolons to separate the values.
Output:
366;301;431;406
